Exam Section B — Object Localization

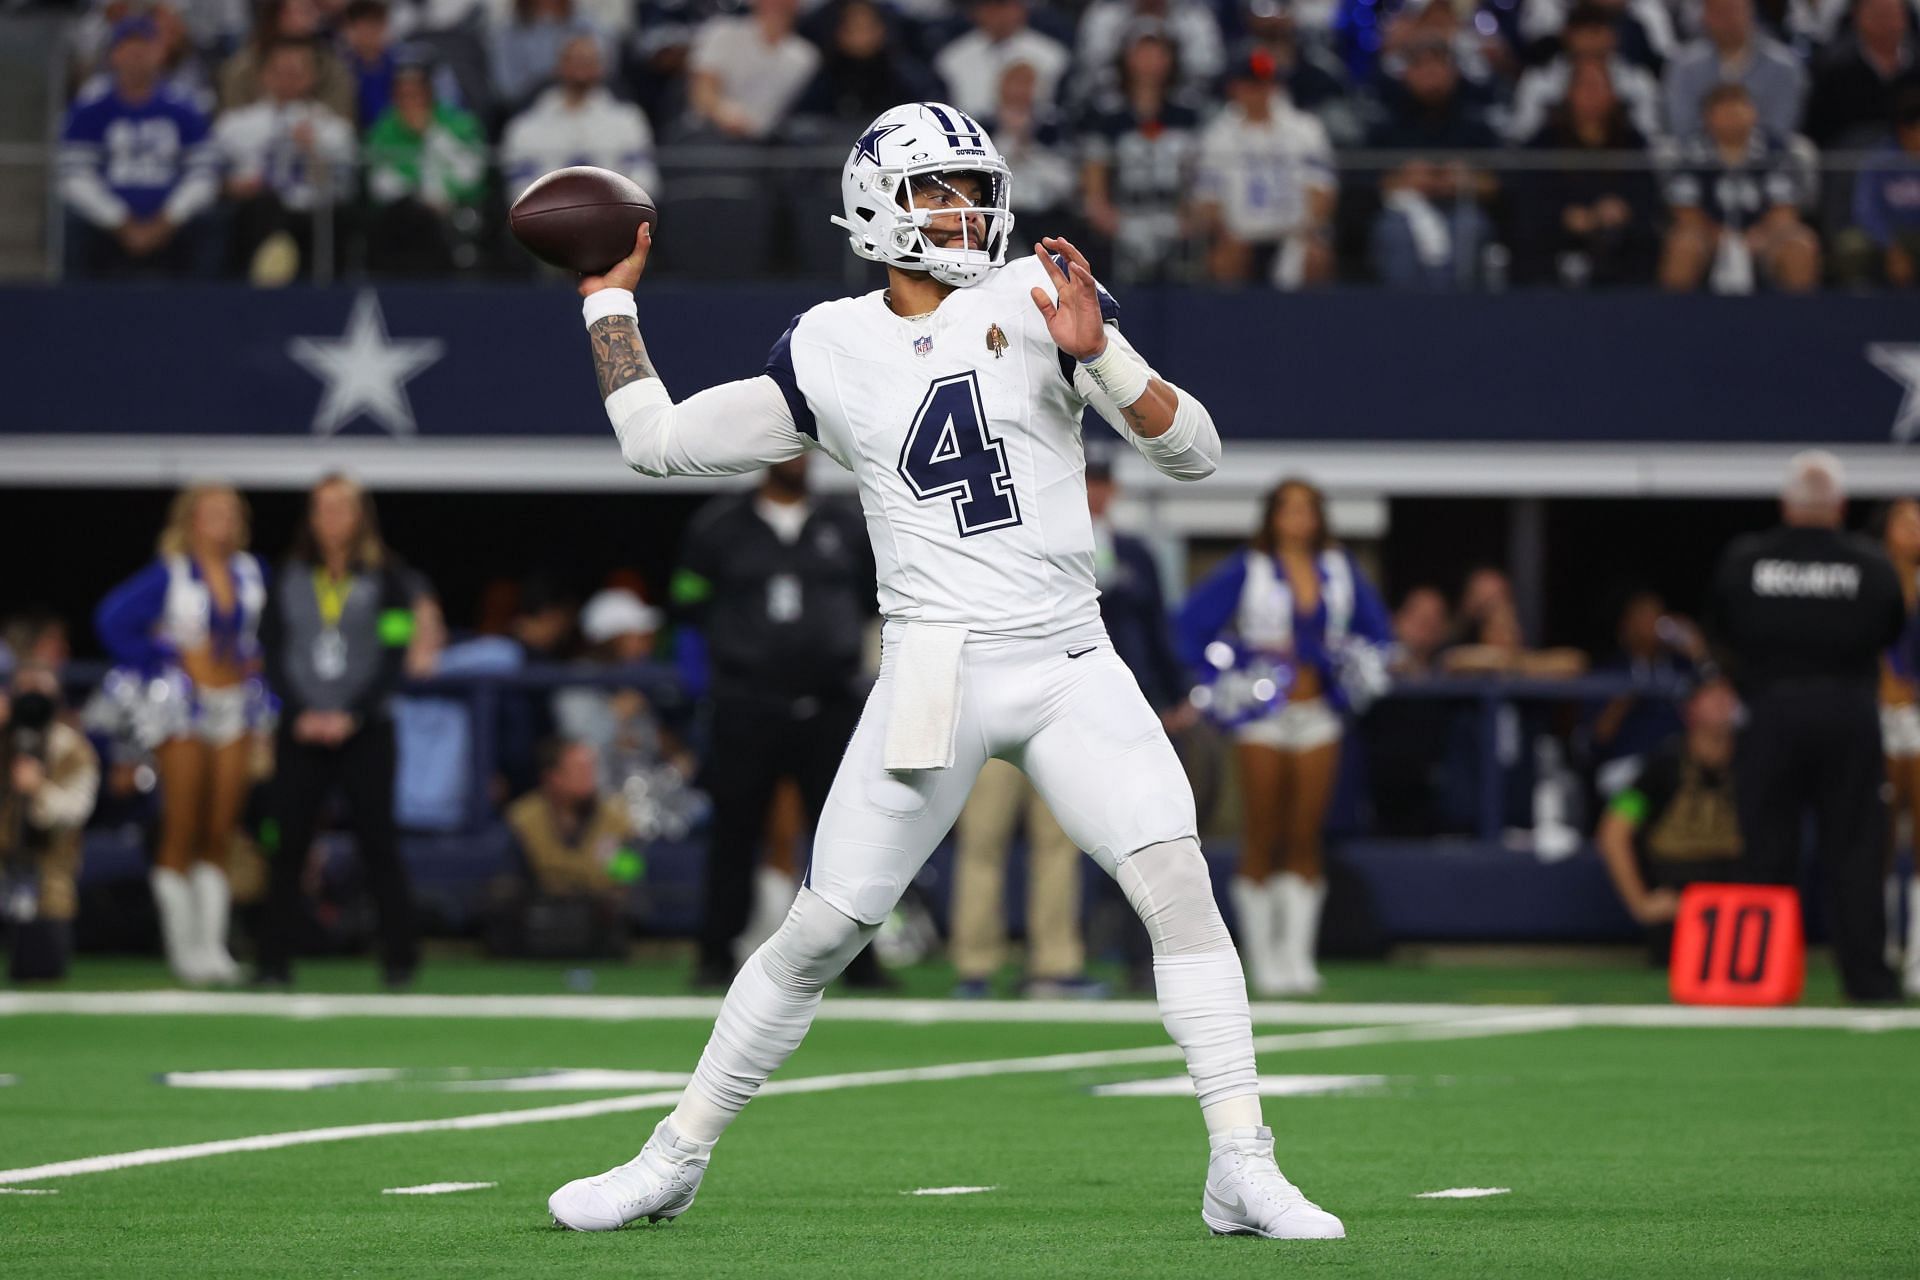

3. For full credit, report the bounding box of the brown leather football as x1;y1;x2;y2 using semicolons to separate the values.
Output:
508;167;657;275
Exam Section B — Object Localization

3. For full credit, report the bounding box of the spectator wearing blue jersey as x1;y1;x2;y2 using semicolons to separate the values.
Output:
339;0;399;127
1176;479;1392;996
1657;82;1821;293
1845;89;1920;288
59;17;219;279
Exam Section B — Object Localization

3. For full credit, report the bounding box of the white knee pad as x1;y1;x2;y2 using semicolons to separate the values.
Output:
757;887;879;989
1114;838;1235;956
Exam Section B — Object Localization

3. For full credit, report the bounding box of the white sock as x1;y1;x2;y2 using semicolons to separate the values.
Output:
1116;841;1263;1134
680;889;874;1147
1202;1094;1265;1139
1906;876;1920;982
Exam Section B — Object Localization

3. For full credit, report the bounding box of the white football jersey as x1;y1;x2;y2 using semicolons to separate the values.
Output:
767;254;1115;638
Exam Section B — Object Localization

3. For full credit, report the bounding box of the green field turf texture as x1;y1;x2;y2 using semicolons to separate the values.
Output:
4;961;1917;1278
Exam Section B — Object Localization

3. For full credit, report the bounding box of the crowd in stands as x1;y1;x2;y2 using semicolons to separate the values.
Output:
53;0;1920;287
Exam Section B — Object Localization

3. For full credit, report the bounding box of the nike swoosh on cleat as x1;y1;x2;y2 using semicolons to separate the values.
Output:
1210;1188;1250;1218
1067;647;1096;659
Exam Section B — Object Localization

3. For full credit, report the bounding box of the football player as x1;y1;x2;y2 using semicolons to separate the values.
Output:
548;101;1345;1242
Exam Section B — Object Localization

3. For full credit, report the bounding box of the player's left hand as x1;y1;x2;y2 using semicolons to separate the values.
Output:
1030;237;1107;362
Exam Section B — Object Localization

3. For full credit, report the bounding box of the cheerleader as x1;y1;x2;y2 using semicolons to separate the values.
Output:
95;483;268;984
1177;479;1393;996
1876;498;1920;993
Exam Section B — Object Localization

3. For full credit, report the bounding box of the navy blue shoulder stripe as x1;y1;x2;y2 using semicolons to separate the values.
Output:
1049;253;1120;323
763;314;818;441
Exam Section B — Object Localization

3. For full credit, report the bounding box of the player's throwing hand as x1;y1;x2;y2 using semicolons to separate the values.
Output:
579;224;653;298
1029;236;1108;361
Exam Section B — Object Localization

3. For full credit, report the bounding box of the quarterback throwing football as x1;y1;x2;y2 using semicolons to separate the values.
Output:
548;101;1345;1243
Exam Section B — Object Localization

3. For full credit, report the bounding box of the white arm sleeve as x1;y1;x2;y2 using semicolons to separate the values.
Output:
1074;325;1222;482
587;289;812;479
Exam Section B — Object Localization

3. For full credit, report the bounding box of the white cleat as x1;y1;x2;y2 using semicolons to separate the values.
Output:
548;1118;709;1232
1201;1126;1346;1240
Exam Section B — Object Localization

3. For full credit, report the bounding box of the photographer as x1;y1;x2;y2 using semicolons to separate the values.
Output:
1;660;101;981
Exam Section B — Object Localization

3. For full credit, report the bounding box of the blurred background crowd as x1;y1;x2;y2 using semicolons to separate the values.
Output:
7;451;1915;998
42;0;1920;288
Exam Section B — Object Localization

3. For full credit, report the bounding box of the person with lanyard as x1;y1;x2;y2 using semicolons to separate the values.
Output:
96;482;270;986
1874;497;1920;994
1176;478;1392;997
255;474;433;988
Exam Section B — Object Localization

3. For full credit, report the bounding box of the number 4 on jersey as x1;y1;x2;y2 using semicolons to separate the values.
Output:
898;372;1021;537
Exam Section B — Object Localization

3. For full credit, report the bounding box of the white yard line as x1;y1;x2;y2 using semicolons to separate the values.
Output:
0;1014;1558;1188
904;1186;996;1196
4;990;1917;1030
1416;1187;1511;1199
381;1182;496;1195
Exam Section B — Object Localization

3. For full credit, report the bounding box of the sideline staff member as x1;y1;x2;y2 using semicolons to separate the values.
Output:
1704;452;1906;1001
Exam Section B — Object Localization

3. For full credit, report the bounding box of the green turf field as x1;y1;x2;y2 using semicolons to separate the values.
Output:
4;957;1917;1278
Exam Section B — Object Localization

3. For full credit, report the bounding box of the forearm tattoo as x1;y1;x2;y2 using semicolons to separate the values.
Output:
588;315;657;400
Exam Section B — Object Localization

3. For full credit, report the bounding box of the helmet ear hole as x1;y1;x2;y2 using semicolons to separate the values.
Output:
854;206;875;220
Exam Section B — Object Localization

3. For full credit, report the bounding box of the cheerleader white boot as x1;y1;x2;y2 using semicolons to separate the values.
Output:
1273;873;1326;997
150;868;206;984
1231;877;1286;997
1905;876;1920;998
188;863;243;985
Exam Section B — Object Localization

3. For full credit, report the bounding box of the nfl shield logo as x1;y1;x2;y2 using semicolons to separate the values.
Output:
913;334;934;357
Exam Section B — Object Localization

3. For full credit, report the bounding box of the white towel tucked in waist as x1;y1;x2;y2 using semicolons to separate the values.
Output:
883;623;969;771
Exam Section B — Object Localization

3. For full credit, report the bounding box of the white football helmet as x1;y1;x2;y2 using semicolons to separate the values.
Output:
829;101;1014;288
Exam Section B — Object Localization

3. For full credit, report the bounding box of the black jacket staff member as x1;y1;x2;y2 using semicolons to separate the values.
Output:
1704;451;1907;1002
256;475;433;987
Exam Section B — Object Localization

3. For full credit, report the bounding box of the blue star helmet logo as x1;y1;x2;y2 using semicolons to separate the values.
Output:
854;121;906;165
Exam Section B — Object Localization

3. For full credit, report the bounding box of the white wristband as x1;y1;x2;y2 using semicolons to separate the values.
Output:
1079;339;1152;408
582;288;637;328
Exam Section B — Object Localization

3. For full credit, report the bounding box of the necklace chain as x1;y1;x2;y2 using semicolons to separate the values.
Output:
885;291;938;324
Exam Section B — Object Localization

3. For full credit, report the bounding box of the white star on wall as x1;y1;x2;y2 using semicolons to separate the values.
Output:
1867;343;1920;444
289;291;446;437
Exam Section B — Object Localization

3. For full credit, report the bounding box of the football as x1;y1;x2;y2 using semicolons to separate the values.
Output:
508;167;657;275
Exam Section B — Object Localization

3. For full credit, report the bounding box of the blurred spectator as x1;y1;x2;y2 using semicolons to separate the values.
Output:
1359;586;1454;836
1076;0;1225;103
687;0;821;140
1585;590;1704;779
60;17;220;279
1087;453;1191;726
506;737;634;904
96;483;268;986
1803;0;1920;148
70;0;217;102
1504;3;1662;143
1191;45;1336;288
501;35;660;202
339;0;400;127
214;38;357;282
1176;479;1394;996
1875;498;1920;987
1657;83;1820;293
218;0;356;119
1448;564;1516;647
1077;22;1204;282
488;0;611;109
1516;0;1676;71
1440;595;1589;674
1;663;100;982
1662;0;1807;139
934;0;1070;119
984;61;1078;225
949;763;1094;999
256;474;433;988
1239;0;1358;142
1366;40;1499;290
1841;87;1920;287
363;59;487;275
1595;680;1744;960
1379;0;1508;104
485;0;635;41
797;0;941;126
672;458;882;988
553;588;698;801
1514;60;1661;287
1388;585;1449;675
